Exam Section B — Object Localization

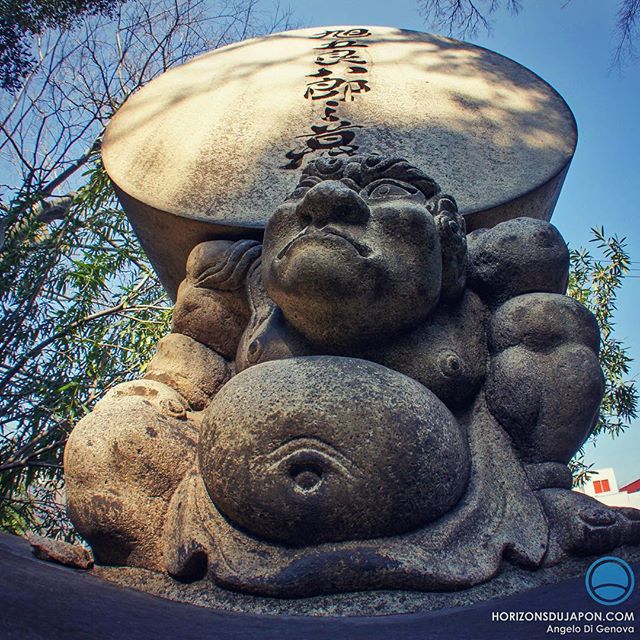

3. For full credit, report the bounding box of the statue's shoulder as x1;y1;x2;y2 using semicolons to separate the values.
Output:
466;217;569;307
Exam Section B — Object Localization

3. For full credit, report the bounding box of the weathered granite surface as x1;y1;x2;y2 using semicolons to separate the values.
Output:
64;153;640;602
94;546;640;616
26;532;93;570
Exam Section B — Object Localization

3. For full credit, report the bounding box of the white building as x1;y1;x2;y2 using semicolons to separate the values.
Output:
574;467;640;509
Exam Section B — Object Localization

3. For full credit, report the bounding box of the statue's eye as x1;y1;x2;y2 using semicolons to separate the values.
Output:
287;177;322;200
288;187;308;199
365;180;418;200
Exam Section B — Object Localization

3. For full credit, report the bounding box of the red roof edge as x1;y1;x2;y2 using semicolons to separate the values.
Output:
619;478;640;494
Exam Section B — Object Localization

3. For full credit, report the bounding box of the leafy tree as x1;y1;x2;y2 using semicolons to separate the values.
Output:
567;228;638;485
0;159;169;539
417;0;640;66
0;0;293;539
0;0;122;92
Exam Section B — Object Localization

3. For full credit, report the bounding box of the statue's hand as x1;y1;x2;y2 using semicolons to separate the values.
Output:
144;333;231;411
172;239;260;359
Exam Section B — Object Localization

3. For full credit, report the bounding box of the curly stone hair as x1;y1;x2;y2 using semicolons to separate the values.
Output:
296;154;441;199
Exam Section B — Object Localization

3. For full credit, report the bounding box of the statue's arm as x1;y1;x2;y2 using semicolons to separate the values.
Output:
468;217;604;465
484;292;604;465
143;239;261;410
467;218;640;559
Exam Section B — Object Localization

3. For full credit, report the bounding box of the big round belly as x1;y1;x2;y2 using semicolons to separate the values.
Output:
199;356;470;546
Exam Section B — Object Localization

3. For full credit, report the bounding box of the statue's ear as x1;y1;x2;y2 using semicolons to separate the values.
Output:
431;195;467;300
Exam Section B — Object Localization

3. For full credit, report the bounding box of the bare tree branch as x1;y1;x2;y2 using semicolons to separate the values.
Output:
613;0;640;66
417;0;638;67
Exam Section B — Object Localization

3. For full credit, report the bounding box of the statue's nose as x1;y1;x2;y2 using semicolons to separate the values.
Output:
296;180;370;227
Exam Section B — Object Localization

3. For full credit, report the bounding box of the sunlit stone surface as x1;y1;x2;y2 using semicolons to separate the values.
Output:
102;26;576;297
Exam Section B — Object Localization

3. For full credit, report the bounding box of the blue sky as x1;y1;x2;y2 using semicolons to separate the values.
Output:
294;0;640;485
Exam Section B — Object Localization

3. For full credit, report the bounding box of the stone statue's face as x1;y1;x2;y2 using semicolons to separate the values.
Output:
262;176;443;346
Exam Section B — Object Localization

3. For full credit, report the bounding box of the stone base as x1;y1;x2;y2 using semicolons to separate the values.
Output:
95;547;640;616
1;532;638;639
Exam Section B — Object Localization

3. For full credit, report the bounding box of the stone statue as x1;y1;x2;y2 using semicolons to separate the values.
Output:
64;154;640;597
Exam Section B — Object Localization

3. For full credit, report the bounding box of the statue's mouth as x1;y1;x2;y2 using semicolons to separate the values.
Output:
276;227;372;260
